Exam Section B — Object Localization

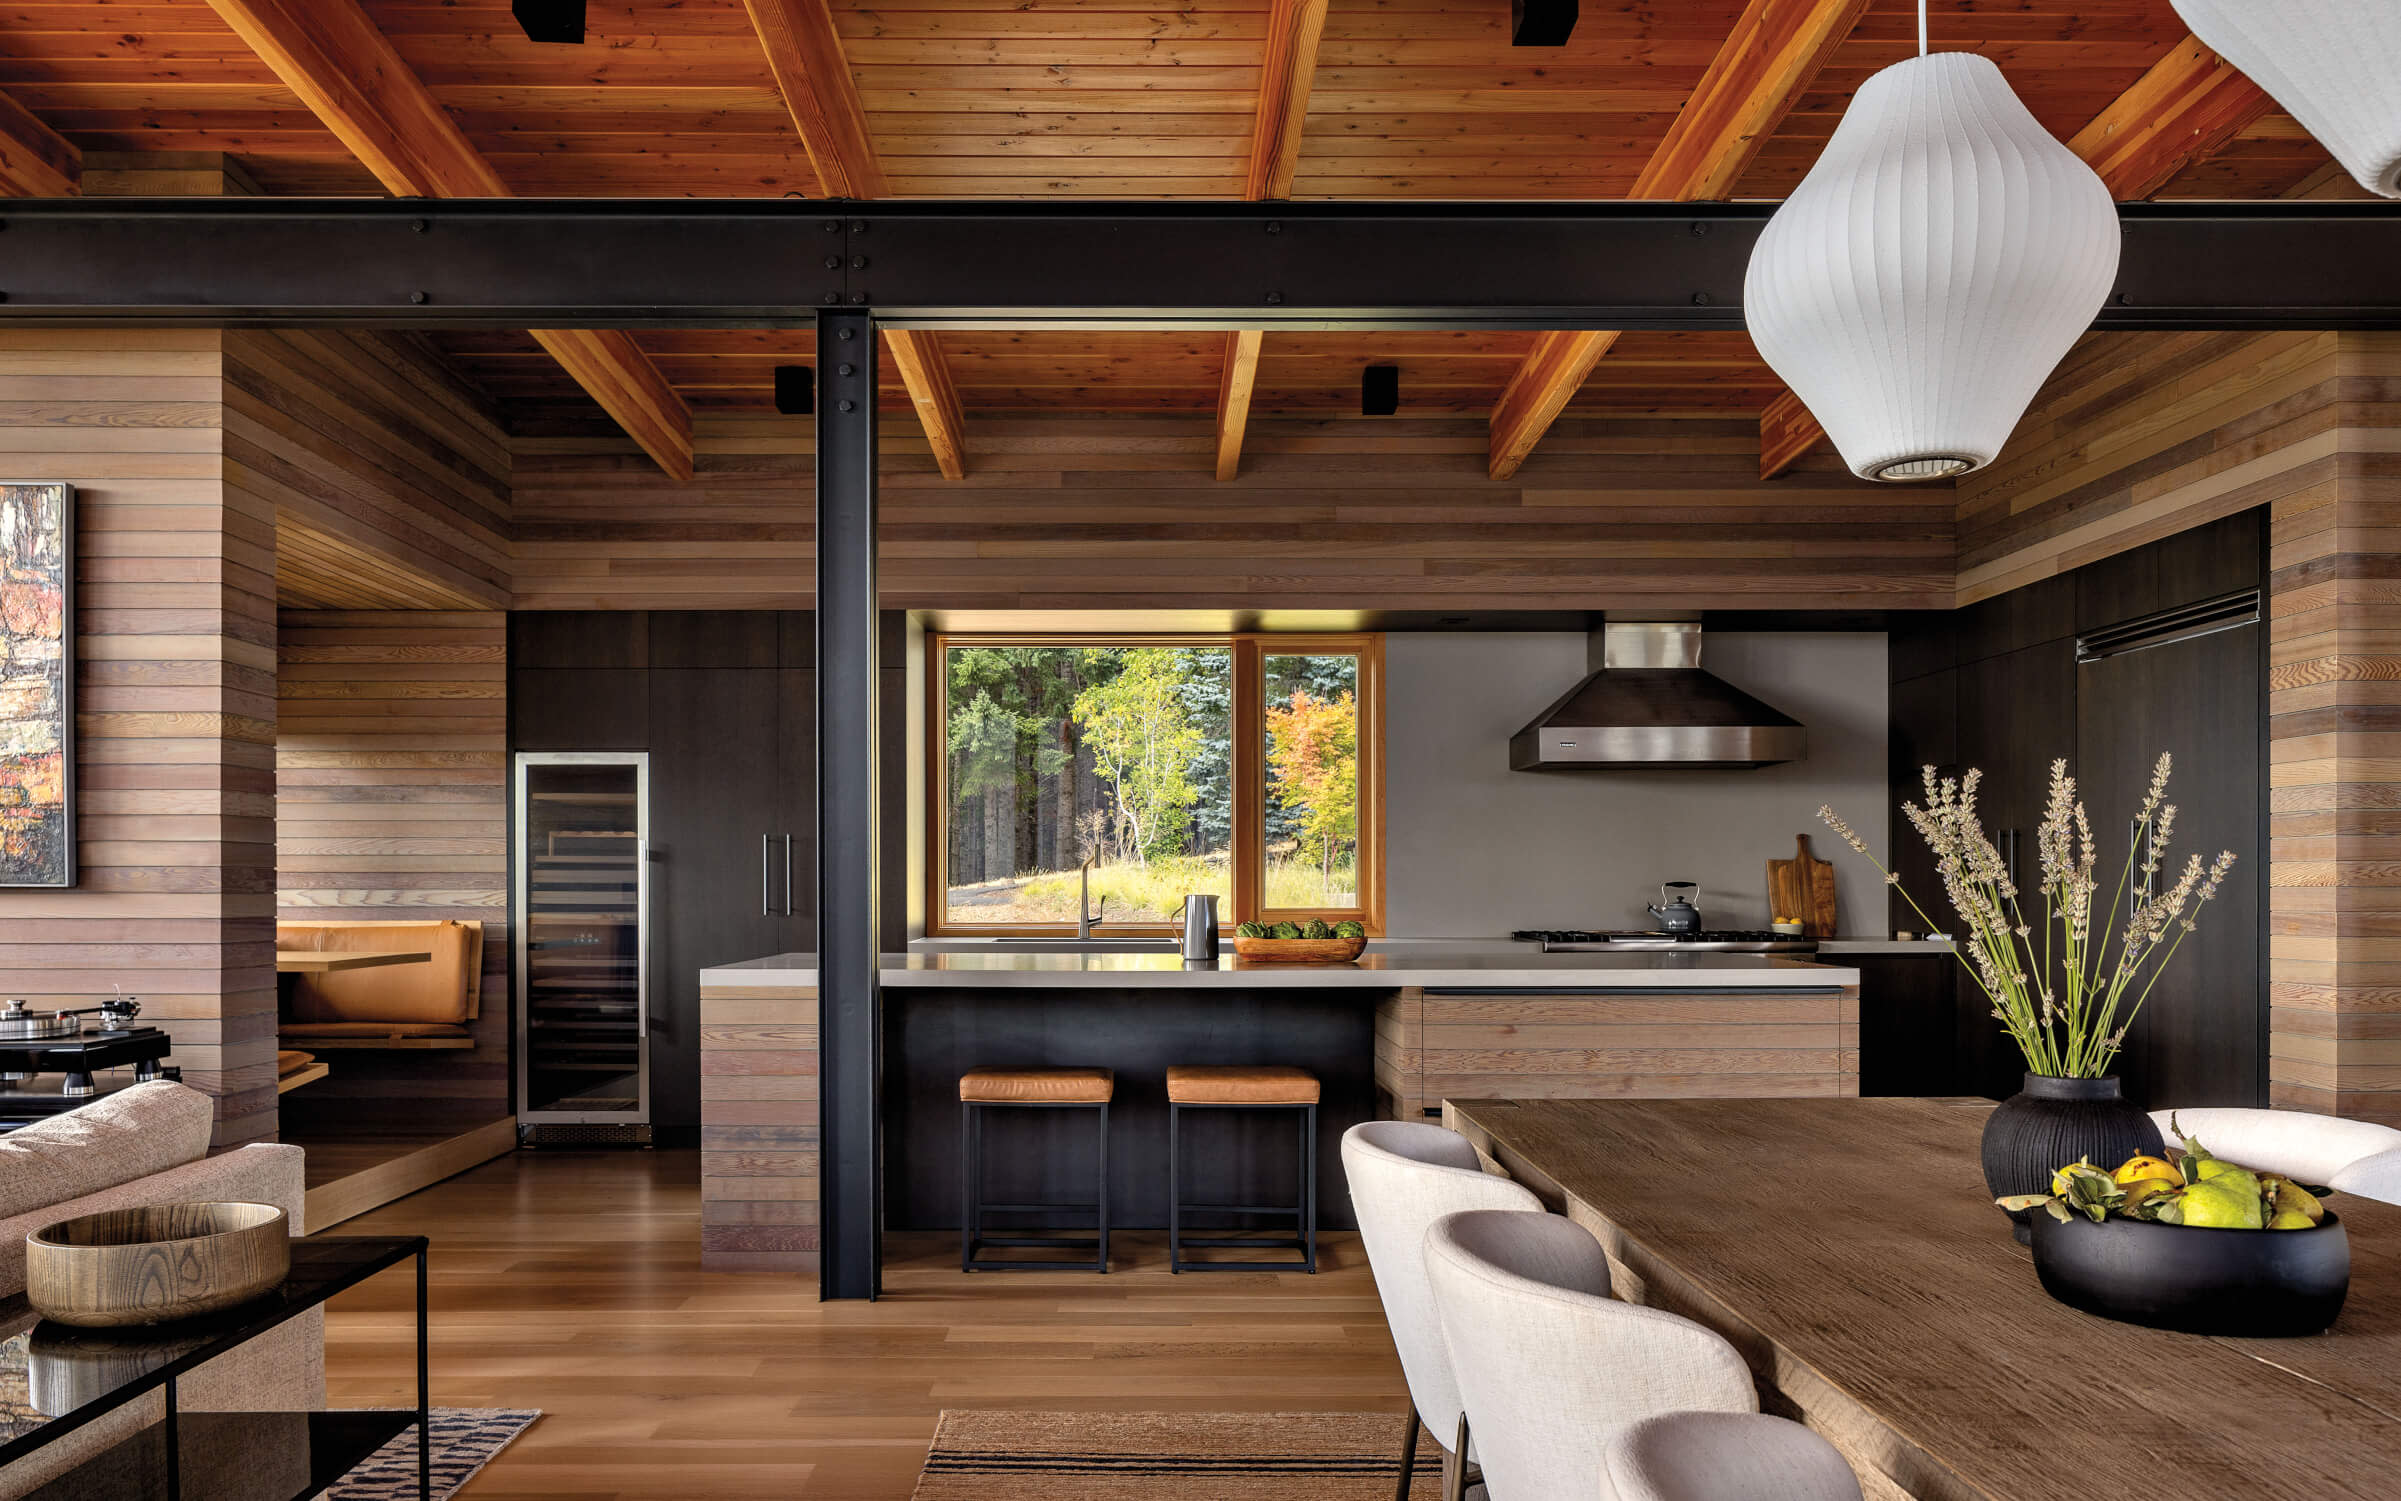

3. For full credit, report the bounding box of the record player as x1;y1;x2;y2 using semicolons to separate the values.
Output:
0;997;175;1101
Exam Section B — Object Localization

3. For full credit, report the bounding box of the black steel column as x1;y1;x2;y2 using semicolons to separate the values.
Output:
815;309;881;1300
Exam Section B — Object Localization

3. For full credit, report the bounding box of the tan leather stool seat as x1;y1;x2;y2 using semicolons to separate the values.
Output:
1166;1064;1320;1106
959;1066;1114;1105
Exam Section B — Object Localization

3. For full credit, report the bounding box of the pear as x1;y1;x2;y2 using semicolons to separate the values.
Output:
2269;1208;2316;1231
2179;1178;2265;1230
2272;1178;2327;1225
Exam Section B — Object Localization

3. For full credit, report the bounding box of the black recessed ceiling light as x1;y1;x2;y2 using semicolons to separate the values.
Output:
774;365;815;416
1512;0;1577;47
512;0;585;45
1362;364;1400;416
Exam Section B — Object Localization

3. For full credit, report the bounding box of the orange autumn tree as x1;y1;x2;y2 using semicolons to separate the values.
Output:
1264;688;1358;897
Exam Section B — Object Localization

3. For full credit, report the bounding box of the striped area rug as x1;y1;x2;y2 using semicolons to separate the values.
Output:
912;1410;1444;1499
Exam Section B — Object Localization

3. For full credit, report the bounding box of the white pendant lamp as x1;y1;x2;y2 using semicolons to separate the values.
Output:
1743;11;2119;483
2172;0;2401;198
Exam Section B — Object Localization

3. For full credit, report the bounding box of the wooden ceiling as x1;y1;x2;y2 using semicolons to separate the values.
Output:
0;0;2369;465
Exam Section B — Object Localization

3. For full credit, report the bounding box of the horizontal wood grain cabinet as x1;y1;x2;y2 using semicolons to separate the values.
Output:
1375;986;1860;1121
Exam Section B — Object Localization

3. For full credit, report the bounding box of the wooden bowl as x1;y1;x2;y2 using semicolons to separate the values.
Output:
1232;936;1367;964
28;1202;290;1328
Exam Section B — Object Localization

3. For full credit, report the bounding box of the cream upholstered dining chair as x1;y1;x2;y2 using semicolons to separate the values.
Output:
1341;1121;1544;1501
2331;1147;2401;1205
1604;1413;1862;1501
1423;1209;1757;1501
2147;1107;2401;1186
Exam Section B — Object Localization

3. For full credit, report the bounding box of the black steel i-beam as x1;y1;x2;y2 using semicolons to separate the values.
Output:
0;199;2393;330
814;310;881;1301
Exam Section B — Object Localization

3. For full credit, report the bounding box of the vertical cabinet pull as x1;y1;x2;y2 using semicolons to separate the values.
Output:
762;832;774;916
2000;828;2019;892
782;833;794;917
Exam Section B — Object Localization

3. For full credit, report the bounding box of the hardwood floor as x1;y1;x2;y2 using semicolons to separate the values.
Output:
323;1149;1407;1499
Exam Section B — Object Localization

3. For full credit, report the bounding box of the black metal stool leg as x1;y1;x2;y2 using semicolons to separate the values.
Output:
1168;1101;1183;1273
1095;1100;1110;1273
1396;1399;1422;1501
1303;1102;1319;1273
959;1101;976;1272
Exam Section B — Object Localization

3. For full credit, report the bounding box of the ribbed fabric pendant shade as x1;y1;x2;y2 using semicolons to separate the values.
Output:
2172;0;2401;198
1742;53;2120;483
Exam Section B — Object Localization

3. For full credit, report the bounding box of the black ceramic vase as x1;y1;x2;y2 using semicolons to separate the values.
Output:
1981;1073;2164;1244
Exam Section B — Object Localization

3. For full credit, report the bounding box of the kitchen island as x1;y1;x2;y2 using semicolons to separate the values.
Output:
698;946;1860;1274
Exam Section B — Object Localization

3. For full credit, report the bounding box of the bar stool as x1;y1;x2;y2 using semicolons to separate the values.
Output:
958;1066;1113;1273
1165;1064;1319;1274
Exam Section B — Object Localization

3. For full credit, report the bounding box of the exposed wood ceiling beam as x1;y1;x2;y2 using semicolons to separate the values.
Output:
0;88;79;198
1489;0;1871;481
742;0;885;199
203;0;693;480
1219;0;1330;480
743;0;967;476
882;329;966;481
1759;32;2274;480
1245;0;1331;201
1215;331;1264;483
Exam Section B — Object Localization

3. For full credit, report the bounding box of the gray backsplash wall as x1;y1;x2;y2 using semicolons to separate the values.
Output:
1384;631;1891;936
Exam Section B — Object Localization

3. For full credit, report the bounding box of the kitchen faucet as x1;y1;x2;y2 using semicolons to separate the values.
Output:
1077;850;1107;939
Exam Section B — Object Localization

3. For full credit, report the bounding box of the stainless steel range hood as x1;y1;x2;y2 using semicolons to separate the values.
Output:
1509;622;1807;771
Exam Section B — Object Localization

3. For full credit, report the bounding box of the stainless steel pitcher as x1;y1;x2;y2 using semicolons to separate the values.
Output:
1180;894;1221;960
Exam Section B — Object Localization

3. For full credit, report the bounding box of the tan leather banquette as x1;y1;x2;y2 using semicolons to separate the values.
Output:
277;919;483;1049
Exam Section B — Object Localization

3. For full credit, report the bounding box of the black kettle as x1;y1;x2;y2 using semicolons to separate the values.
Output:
1647;881;1702;935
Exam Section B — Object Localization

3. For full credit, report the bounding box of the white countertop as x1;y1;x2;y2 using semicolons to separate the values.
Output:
702;946;1862;989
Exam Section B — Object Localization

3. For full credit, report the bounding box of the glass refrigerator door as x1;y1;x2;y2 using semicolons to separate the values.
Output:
515;754;648;1123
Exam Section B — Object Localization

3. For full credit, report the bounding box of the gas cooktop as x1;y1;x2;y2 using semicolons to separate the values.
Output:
1511;929;1820;954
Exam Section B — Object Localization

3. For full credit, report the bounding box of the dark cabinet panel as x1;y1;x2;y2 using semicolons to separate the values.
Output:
652;611;779;670
1959;574;2073;664
511;611;648;670
773;664;819;954
2076;511;2268;632
647;670;788;1135
2076;623;2265;1110
1886;668;1956;939
509;669;648;750
1856;952;1964;1097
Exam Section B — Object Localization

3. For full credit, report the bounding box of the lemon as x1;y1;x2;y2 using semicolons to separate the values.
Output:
2114;1154;2184;1188
2268;1208;2316;1231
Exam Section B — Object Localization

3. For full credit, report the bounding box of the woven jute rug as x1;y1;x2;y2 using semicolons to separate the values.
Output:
911;1409;1443;1499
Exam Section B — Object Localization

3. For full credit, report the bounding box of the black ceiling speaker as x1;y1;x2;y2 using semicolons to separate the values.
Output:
1362;364;1400;416
774;365;814;416
1512;0;1577;47
512;0;585;44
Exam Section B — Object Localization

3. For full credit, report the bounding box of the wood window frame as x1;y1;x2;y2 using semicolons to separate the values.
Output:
925;631;1384;936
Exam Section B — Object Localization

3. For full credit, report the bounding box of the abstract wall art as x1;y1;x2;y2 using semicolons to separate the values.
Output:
0;482;72;887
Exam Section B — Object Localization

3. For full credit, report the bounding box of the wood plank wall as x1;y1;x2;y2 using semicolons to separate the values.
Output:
0;330;279;1146
1955;331;2349;604
226;331;512;612
274;610;510;1135
2265;332;2401;1127
697;978;820;1279
511;414;1952;611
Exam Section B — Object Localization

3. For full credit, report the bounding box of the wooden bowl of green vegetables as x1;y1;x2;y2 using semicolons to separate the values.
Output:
1232;920;1367;963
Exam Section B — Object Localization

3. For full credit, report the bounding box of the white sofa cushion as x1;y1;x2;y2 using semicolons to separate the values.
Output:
0;1081;214;1223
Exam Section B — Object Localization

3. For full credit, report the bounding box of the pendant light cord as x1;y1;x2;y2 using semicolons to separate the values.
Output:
1918;0;1928;57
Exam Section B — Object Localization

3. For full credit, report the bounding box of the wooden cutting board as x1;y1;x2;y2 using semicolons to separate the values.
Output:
1766;834;1839;938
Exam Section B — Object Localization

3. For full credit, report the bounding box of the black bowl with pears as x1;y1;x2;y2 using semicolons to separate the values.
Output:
2002;1117;2351;1337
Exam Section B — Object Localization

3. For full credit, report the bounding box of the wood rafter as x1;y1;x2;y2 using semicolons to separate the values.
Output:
0;88;78;198
1215;331;1264;482
882;329;967;481
1758;32;2275;479
1219;0;1330;480
1489;0;1871;481
744;0;966;477
202;0;694;480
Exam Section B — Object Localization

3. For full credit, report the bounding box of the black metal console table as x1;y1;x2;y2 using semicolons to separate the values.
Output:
0;1234;430;1501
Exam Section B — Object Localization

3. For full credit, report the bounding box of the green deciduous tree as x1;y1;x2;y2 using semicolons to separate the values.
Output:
1073;649;1205;865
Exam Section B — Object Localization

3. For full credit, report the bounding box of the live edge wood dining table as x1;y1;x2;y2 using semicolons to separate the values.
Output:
1445;1097;2401;1501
